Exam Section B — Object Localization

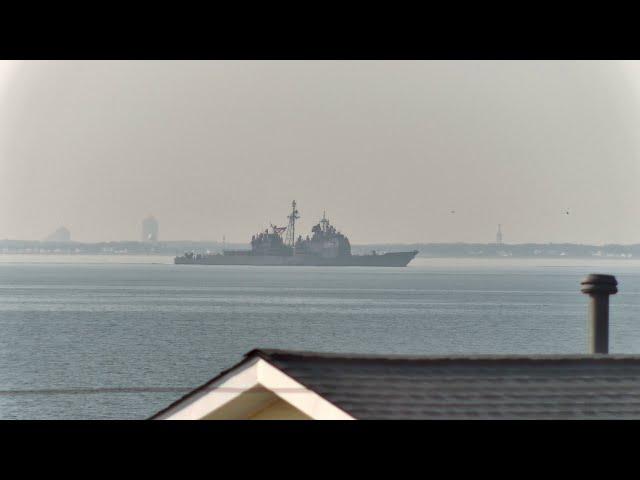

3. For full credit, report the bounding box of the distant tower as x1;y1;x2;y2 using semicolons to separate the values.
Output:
496;224;503;245
142;215;159;242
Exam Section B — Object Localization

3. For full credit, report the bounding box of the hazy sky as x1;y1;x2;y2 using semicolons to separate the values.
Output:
1;60;639;244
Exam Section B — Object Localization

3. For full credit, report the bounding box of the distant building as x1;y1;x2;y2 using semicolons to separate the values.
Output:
45;226;71;242
142;215;159;242
496;224;503;245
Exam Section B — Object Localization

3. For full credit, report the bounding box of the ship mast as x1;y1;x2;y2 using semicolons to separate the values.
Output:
321;210;329;232
285;200;300;250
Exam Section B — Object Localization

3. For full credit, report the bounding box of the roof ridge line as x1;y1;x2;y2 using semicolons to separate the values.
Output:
247;348;640;362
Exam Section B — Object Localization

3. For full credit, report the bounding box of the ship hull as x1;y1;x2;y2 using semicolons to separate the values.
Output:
175;250;418;267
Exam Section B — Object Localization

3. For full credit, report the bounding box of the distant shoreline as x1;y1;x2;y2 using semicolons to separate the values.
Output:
1;239;639;259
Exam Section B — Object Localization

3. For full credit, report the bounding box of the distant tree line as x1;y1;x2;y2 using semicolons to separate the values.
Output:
1;239;638;258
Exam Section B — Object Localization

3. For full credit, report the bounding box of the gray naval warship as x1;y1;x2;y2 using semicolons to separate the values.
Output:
175;201;418;267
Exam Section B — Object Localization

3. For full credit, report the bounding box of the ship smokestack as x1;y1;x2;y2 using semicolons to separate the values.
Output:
581;274;618;354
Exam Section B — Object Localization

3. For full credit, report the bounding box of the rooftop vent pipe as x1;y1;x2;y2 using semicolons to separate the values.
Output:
581;274;618;354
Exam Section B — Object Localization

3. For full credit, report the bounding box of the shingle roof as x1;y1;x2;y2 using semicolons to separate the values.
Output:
250;349;640;419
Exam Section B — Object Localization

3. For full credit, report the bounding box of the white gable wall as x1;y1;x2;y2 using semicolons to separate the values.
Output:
248;397;312;420
155;358;354;420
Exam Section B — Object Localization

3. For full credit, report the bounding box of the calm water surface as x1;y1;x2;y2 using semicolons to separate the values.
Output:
2;256;640;419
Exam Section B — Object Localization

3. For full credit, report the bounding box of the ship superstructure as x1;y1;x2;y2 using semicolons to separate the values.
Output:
295;212;352;259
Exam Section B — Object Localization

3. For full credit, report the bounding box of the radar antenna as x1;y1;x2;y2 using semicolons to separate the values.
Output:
285;200;300;250
320;210;329;232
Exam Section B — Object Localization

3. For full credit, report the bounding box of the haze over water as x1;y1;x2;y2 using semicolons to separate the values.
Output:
2;61;640;244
